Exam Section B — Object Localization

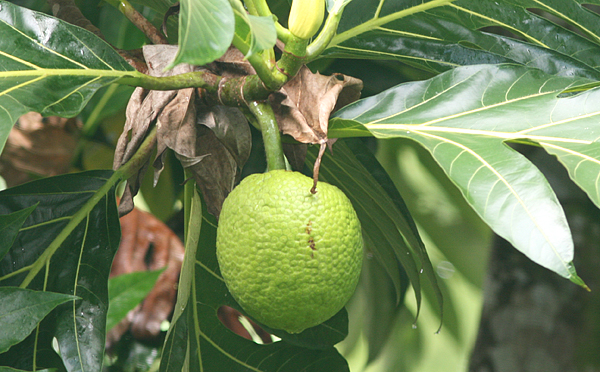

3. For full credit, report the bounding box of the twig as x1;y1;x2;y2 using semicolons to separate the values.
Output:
47;0;149;73
47;0;104;40
115;0;169;45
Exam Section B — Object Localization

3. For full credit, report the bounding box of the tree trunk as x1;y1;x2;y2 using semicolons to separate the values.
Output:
469;149;600;372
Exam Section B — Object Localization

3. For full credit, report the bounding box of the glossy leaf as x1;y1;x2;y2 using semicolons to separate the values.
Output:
0;204;36;261
0;171;120;372
0;1;135;154
168;0;235;68
322;0;600;79
331;64;597;286
106;269;164;332
0;288;76;353
160;187;350;372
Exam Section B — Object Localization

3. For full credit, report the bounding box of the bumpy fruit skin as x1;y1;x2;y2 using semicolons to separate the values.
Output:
216;170;363;334
288;0;325;39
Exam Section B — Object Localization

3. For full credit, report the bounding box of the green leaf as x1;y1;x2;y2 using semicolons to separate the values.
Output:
231;0;277;58
0;204;37;261
0;1;135;154
106;269;164;332
168;0;235;68
0;171;121;372
331;64;596;285
0;288;76;353
160;187;350;372
307;139;443;331
322;0;600;79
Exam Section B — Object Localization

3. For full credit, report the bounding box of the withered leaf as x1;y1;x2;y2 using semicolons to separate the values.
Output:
113;45;194;170
113;45;195;216
175;104;251;218
114;45;252;217
270;66;363;145
270;66;362;189
107;206;184;345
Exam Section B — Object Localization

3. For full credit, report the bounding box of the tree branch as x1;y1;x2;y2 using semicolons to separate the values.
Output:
109;0;169;45
48;0;104;40
47;0;149;73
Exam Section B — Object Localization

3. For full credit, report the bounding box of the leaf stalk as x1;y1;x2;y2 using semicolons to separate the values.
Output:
112;0;168;44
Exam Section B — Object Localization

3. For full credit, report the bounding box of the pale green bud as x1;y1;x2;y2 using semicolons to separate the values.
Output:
288;0;325;40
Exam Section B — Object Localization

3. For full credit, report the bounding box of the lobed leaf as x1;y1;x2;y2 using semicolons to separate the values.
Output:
0;171;120;372
322;0;600;79
331;64;598;285
0;1;135;154
0;204;36;261
106;269;164;333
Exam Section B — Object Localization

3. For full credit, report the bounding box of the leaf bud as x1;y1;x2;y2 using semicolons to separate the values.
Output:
288;0;325;40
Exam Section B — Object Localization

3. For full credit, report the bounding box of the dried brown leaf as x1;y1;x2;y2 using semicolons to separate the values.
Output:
209;46;256;77
178;105;251;217
113;45;195;215
107;206;184;345
113;45;194;169
113;45;252;217
269;66;363;144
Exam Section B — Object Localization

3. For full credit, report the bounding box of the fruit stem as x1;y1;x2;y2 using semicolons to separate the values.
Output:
248;101;287;171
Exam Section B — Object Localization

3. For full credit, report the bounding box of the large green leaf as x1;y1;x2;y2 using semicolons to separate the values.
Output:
330;64;598;286
168;0;235;68
160;187;350;372
0;171;120;372
321;0;600;79
0;1;135;154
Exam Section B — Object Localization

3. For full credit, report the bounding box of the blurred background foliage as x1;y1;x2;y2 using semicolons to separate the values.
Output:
11;0;596;371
